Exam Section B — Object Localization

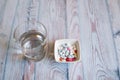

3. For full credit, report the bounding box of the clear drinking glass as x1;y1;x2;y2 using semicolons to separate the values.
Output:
14;20;47;61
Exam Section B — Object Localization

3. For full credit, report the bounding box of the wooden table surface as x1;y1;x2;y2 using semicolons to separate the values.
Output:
0;0;120;80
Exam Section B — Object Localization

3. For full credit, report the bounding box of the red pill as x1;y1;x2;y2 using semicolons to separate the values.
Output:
66;57;76;61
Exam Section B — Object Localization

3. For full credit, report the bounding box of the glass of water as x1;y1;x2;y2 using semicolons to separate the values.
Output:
14;20;47;61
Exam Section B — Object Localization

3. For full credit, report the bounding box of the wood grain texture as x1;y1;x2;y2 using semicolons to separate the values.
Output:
0;0;7;24
3;0;37;80
77;0;119;79
66;0;84;80
4;0;43;80
106;0;120;78
0;0;19;80
35;0;68;80
0;0;120;80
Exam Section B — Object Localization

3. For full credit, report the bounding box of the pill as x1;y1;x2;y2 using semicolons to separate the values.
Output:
66;57;76;61
58;43;77;62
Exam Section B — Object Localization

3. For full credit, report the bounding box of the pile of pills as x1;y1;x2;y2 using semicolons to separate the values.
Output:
57;43;77;62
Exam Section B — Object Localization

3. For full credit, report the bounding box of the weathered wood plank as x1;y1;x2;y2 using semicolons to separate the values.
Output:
35;0;68;80
0;0;7;24
0;0;119;80
3;0;36;80
77;0;119;79
0;0;19;80
106;0;120;77
4;0;44;80
66;0;84;80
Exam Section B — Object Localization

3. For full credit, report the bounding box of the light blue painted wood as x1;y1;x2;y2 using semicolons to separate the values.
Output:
3;0;31;80
77;0;119;79
66;0;84;80
0;0;19;80
0;0;119;80
0;0;7;24
106;0;120;78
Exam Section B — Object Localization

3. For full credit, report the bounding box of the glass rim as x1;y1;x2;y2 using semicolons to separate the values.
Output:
14;20;47;41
